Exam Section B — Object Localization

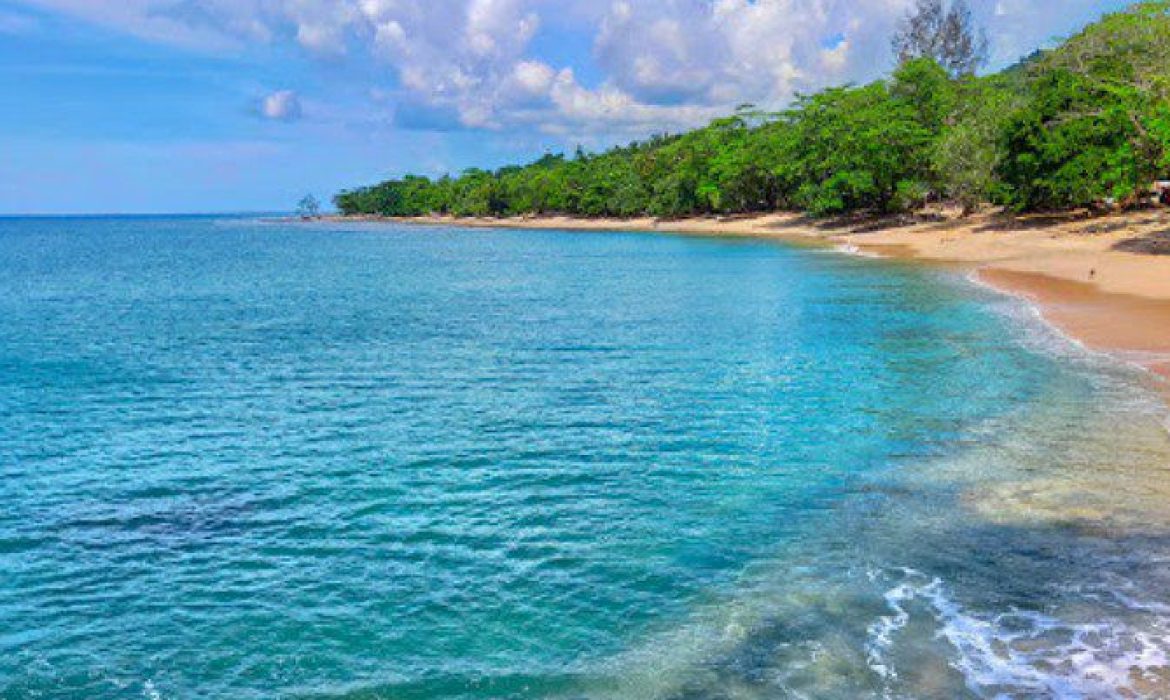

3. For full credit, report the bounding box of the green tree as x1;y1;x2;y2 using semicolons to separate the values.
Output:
783;83;933;215
892;0;989;78
997;69;1163;210
933;77;1021;213
297;194;321;219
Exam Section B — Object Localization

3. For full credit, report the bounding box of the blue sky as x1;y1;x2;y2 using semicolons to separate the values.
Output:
0;0;1133;214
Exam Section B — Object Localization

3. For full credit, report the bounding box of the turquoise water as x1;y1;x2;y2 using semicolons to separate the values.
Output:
2;216;1170;699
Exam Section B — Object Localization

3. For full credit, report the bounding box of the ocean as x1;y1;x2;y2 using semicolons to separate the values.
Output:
2;216;1169;699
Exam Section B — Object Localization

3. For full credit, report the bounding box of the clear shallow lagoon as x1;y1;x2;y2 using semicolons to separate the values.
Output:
2;216;1169;699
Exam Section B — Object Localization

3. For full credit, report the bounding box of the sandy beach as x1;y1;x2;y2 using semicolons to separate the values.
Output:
335;209;1170;383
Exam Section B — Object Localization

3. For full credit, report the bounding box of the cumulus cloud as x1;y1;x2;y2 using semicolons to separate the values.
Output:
15;0;1127;135
260;90;303;121
365;0;544;128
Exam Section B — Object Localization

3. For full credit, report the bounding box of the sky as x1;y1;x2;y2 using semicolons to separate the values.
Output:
0;0;1135;214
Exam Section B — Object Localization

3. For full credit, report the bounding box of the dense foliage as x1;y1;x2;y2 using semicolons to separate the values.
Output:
336;2;1170;218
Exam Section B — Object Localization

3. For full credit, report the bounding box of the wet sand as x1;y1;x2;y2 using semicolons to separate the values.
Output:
977;269;1170;381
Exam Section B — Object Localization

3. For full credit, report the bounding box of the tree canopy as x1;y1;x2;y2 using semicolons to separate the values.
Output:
297;194;321;219
892;0;989;78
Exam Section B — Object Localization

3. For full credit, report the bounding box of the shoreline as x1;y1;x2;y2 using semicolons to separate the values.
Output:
325;210;1170;384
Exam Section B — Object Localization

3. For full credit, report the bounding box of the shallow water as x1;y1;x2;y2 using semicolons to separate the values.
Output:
1;216;1168;699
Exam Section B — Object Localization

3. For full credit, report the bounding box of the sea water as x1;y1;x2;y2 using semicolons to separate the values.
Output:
1;216;1169;699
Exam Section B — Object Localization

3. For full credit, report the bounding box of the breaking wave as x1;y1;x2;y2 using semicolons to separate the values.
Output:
867;569;1170;699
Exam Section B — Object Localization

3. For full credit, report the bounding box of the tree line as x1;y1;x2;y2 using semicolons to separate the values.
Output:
335;1;1170;219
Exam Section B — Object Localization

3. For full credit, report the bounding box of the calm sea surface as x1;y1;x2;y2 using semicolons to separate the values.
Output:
2;216;1170;699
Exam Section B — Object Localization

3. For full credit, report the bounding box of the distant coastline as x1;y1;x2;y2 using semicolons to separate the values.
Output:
323;1;1170;390
322;209;1170;385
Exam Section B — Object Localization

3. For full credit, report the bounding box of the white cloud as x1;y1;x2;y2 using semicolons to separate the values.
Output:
261;90;303;121
511;61;555;95
14;0;1130;135
362;0;544;128
590;0;915;109
543;66;721;134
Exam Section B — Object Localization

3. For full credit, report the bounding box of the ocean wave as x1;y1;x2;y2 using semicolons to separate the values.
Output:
868;569;1170;699
832;242;884;258
865;569;919;684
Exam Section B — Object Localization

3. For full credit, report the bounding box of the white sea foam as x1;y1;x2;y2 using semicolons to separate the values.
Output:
867;570;1170;699
1107;589;1170;615
832;242;884;258
965;269;1100;361
865;581;916;681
